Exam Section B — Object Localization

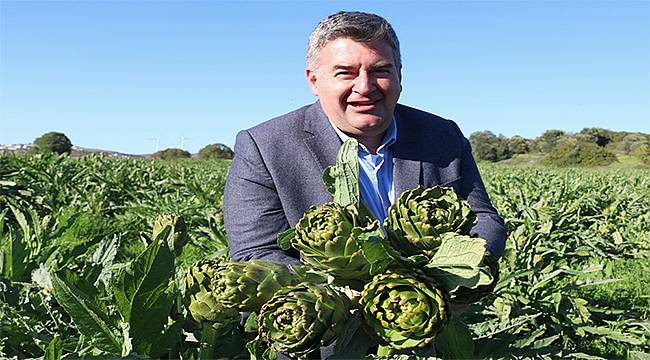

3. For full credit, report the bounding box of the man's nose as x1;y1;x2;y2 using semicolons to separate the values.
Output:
352;72;376;95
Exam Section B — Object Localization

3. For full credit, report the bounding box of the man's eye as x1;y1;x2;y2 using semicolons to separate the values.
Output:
335;71;352;77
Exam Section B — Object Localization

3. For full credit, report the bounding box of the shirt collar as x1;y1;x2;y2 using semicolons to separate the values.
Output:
327;115;398;154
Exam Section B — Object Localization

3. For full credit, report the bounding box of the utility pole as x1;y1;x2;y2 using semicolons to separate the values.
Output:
147;138;160;152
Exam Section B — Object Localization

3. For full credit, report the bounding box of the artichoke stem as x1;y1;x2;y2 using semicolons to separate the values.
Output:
199;323;218;359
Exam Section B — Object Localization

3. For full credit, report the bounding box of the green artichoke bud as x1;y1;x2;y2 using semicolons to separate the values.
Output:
153;213;188;256
185;260;239;325
360;273;449;350
215;259;296;312
385;186;476;258
292;202;381;288
258;283;352;357
452;251;500;304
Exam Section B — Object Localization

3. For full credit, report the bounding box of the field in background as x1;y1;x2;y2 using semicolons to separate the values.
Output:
1;154;648;358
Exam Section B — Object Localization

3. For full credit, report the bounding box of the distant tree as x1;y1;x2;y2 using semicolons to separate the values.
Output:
469;131;512;162
535;130;566;153
508;135;531;154
544;141;617;166
152;148;191;160
197;143;234;160
469;131;498;161
576;128;612;147
33;132;73;155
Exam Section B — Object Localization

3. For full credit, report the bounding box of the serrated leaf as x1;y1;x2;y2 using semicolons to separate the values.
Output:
324;139;361;208
424;235;488;292
89;235;119;288
113;228;174;355
51;269;122;354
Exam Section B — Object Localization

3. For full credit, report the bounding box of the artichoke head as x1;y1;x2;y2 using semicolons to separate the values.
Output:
153;213;188;256
385;186;476;258
360;273;449;350
185;260;239;325
217;259;296;312
258;283;352;358
293;202;379;286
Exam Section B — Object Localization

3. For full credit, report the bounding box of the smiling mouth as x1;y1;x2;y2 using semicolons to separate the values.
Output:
348;99;380;107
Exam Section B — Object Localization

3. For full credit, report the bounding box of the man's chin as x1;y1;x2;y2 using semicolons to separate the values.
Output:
349;113;389;129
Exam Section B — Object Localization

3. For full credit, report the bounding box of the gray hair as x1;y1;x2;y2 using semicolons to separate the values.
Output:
307;11;401;69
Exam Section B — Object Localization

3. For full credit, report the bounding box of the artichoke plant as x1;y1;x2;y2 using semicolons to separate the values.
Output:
360;273;449;351
215;259;297;312
385;186;476;258
452;251;500;304
153;213;188;256
258;282;352;357
185;260;240;326
291;202;382;287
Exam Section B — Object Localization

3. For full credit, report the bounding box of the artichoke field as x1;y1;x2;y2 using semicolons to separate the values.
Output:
1;149;649;359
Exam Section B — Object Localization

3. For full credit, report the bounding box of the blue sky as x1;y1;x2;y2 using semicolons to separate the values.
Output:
1;1;649;154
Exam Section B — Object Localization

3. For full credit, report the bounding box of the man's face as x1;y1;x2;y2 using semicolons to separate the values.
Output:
306;38;402;141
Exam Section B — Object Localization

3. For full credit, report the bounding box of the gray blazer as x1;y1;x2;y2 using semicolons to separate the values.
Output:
224;101;506;265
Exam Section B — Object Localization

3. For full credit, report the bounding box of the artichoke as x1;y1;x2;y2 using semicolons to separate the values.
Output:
185;260;239;325
360;273;449;350
292;202;381;287
153;213;188;256
385;186;476;258
452;251;500;304
258;282;352;357
215;259;296;312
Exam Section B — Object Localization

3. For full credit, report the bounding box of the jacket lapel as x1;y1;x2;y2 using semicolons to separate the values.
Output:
392;107;423;198
302;101;342;174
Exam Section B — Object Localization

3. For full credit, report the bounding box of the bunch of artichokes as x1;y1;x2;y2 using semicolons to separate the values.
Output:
182;139;500;358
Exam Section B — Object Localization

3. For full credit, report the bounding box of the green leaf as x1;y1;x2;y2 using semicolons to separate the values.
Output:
43;335;62;360
512;326;546;348
1;208;29;282
51;269;122;354
113;228;175;355
89;235;119;288
246;336;276;360
330;313;374;359
148;319;185;358
569;353;607;359
323;139;361;208
424;235;488;292
435;320;475;359
277;227;295;251
629;351;650;360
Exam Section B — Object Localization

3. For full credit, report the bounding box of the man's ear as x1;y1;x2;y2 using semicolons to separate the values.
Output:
305;68;319;96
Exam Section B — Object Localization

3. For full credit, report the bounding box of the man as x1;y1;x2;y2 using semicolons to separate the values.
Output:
224;11;506;267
